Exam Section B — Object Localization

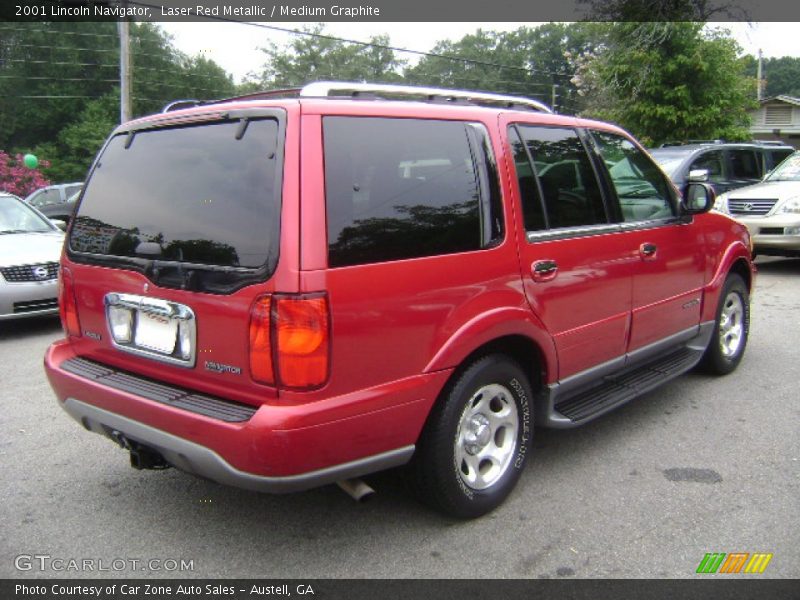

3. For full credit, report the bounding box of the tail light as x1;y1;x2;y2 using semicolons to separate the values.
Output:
58;266;81;337
248;293;330;390
249;296;274;385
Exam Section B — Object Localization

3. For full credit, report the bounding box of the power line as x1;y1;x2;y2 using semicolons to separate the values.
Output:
121;1;575;80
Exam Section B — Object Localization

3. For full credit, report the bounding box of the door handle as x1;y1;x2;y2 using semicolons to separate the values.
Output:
531;259;558;282
639;243;658;259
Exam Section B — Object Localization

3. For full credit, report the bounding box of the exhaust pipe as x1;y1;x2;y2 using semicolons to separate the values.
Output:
336;478;376;502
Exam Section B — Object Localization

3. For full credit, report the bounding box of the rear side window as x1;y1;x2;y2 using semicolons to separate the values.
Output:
70;118;282;271
323;117;501;268
511;125;607;231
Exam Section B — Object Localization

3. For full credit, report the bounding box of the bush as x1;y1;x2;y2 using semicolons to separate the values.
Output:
0;151;51;197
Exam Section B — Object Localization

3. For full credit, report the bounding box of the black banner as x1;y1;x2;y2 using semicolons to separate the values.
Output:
2;0;799;22
3;579;800;600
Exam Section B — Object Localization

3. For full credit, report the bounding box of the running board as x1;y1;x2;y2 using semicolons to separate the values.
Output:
543;347;704;428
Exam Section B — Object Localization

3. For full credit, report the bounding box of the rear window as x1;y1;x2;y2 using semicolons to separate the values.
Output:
70;118;282;274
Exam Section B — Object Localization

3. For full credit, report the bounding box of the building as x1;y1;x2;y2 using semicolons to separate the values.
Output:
749;95;800;149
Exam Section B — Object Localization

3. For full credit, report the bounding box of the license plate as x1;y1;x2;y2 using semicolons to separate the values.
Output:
134;310;178;354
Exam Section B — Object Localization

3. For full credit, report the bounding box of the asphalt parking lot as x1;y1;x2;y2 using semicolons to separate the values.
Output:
1;257;798;580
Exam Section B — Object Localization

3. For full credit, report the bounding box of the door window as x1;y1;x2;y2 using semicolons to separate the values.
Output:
510;125;607;231
591;131;676;222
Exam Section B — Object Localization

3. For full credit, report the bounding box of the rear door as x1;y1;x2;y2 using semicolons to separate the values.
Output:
506;122;633;379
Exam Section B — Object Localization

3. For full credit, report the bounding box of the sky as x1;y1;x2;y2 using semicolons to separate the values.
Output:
158;21;800;84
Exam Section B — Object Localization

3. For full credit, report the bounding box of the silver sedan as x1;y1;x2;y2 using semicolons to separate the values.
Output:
0;193;65;320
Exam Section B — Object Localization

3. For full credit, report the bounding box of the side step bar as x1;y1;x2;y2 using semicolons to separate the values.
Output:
540;324;713;428
555;348;702;425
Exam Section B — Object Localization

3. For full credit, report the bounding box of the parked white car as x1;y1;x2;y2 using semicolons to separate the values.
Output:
715;151;800;258
0;192;65;320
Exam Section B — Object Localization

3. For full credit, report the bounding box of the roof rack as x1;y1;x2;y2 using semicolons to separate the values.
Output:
161;81;552;114
299;81;553;113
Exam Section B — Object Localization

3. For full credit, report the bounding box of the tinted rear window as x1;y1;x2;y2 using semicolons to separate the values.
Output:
70;118;281;270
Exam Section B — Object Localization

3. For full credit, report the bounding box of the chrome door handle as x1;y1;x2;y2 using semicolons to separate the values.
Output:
639;243;658;259
531;260;558;282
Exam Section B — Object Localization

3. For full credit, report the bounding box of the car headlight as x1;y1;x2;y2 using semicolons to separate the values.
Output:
777;197;800;214
714;193;729;214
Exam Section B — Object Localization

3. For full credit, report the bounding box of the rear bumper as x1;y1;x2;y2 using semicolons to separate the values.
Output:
45;341;446;492
60;398;413;493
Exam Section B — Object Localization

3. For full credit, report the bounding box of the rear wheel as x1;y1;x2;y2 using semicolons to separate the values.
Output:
699;273;749;375
409;354;533;518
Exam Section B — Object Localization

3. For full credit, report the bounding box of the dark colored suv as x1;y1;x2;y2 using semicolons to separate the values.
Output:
45;82;754;518
649;141;794;194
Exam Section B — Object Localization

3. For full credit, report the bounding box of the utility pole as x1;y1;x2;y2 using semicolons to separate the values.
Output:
551;84;558;114
118;9;132;123
757;49;763;101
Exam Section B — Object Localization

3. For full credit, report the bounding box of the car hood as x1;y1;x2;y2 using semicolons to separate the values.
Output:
0;231;64;268
725;180;800;200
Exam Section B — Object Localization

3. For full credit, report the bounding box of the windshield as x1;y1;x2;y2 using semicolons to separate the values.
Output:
0;195;56;233
765;152;800;182
70;117;282;275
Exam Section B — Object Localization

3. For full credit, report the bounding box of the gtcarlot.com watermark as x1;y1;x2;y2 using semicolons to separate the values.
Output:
14;554;195;573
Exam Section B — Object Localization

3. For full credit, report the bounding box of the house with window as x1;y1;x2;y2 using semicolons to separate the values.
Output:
749;95;800;149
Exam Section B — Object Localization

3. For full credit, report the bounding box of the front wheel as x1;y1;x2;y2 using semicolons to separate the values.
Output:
409;354;534;518
699;273;750;375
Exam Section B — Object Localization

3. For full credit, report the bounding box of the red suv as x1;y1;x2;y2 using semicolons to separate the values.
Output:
45;82;754;518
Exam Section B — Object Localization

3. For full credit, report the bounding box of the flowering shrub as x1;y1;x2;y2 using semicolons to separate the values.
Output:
0;151;51;198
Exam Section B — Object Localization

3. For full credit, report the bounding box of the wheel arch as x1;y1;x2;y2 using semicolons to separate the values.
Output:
702;242;755;322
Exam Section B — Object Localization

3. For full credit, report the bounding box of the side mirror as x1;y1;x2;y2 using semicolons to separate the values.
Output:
688;169;709;183
681;182;716;215
50;219;67;231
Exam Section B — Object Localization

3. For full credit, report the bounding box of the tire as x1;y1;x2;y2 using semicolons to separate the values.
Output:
699;273;750;375
409;354;534;519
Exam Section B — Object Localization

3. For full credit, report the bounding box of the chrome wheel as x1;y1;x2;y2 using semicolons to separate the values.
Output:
455;383;519;491
719;291;745;358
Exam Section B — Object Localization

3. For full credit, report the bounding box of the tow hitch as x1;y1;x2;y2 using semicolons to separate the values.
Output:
109;429;170;470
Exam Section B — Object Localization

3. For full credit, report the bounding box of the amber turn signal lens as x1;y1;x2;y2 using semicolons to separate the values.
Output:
58;266;81;338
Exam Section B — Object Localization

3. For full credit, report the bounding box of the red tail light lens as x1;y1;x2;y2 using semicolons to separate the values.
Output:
249;295;274;385
248;293;331;389
58;266;81;337
275;294;330;389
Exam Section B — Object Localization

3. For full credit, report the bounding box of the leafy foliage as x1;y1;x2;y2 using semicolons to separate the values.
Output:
254;25;405;88
0;22;236;184
569;23;756;146
742;55;800;98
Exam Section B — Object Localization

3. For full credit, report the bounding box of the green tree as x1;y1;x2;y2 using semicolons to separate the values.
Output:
256;25;405;88
131;23;236;116
404;23;609;113
0;22;119;152
0;22;235;182
743;56;800;98
570;23;756;146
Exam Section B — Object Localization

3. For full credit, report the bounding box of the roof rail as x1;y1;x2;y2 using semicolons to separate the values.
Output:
300;81;553;113
162;88;303;112
162;99;203;113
